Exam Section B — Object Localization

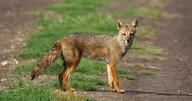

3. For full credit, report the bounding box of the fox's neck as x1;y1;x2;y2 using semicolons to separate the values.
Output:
114;34;134;57
115;35;128;47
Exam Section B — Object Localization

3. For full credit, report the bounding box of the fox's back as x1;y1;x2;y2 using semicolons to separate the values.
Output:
58;33;115;61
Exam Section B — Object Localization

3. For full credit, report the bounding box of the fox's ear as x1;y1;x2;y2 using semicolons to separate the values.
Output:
131;20;138;28
117;20;123;30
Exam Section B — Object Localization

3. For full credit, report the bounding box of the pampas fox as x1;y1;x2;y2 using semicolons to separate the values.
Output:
31;19;138;93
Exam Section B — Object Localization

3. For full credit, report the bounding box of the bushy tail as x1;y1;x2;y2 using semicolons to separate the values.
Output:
31;42;61;80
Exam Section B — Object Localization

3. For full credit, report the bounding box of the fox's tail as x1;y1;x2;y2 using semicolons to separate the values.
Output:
31;42;61;80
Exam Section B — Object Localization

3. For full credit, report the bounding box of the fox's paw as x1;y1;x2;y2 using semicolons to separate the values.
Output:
67;88;76;92
116;89;125;93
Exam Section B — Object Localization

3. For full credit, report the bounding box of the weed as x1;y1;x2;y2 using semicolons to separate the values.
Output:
138;26;158;36
53;91;96;101
128;63;159;69
0;86;56;101
117;67;131;74
7;78;29;90
70;73;106;91
114;6;174;19
130;41;164;59
138;70;157;75
45;73;106;91
119;75;136;80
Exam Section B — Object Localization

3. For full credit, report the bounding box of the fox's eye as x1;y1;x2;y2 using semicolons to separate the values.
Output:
130;32;134;35
122;33;126;36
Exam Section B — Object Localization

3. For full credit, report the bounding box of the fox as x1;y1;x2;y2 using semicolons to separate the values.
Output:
31;19;138;93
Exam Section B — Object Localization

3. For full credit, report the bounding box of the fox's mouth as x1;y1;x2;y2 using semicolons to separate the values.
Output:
124;38;132;45
123;39;128;45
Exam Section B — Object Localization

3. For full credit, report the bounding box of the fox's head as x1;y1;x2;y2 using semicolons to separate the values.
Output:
117;19;138;43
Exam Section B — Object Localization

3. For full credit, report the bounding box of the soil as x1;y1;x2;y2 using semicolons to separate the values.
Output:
0;0;192;101
0;0;52;88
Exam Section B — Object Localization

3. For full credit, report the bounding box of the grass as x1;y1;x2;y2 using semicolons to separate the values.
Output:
75;59;106;75
70;73;106;91
130;41;164;59
119;75;136;80
0;86;56;101
114;6;174;19
0;85;95;101
0;76;99;101
138;70;157;75
117;67;131;74
27;0;109;16
53;91;96;101
138;26;158;36
45;73;106;91
118;67;136;80
46;0;108;12
128;63;159;69
149;0;165;8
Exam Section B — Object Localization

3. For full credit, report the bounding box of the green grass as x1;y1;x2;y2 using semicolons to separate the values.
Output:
46;73;106;91
0;85;94;101
53;91;96;101
27;0;109;16
70;73;106;91
7;78;30;90
0;86;57;101
114;6;172;19
46;0;108;13
138;70;157;75
1;76;99;101
128;63;160;69
117;67;131;74
130;41;164;59
138;26;158;36
119;75;136;80
118;67;136;80
75;59;106;75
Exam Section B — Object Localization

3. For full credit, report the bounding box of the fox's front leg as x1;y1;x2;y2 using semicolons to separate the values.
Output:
107;64;125;93
107;64;114;91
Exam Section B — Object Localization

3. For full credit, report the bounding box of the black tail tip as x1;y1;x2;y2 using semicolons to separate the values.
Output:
31;73;36;81
31;67;39;81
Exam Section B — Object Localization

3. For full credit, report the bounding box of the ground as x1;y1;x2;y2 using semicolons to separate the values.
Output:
0;0;53;88
0;0;192;101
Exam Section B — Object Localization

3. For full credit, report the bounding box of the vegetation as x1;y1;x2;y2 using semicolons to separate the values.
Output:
3;0;168;100
138;70;158;75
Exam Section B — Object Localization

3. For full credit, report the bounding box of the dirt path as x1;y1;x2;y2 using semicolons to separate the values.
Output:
0;0;52;89
85;0;192;101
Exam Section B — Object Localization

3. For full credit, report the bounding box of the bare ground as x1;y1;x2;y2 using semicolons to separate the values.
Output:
0;0;52;89
0;0;192;101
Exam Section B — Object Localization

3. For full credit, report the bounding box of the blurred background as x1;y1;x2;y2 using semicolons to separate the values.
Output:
0;0;192;101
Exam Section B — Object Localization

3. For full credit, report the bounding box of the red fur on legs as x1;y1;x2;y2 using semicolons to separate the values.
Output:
109;64;125;93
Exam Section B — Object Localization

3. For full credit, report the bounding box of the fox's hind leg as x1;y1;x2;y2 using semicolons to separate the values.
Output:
59;43;81;92
59;66;67;91
63;63;78;91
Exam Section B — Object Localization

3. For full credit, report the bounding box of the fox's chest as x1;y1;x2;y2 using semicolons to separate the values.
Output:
119;40;133;58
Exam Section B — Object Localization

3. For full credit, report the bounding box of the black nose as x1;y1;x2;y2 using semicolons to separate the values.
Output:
127;40;130;43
